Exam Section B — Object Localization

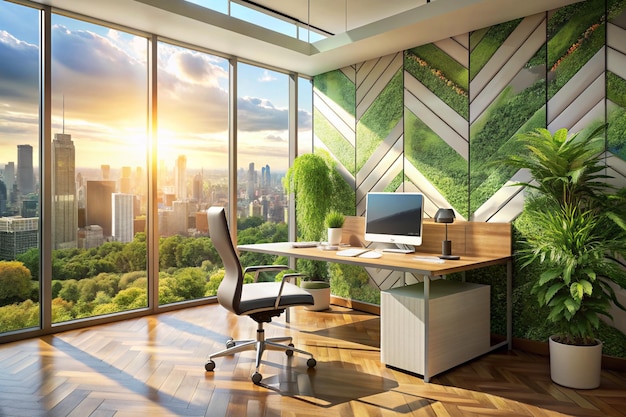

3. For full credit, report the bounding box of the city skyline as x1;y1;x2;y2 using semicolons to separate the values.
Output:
0;3;313;172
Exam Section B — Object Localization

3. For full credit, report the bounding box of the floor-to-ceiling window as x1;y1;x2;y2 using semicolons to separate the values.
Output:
0;0;305;341
235;63;290;267
298;76;313;156
49;14;149;322
0;1;41;334
156;41;229;303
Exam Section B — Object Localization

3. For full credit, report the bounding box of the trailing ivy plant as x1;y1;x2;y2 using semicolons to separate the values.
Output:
283;151;352;281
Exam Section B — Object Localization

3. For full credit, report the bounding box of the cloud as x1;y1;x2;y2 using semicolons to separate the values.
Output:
0;30;39;103
237;96;288;131
264;134;284;142
258;69;276;82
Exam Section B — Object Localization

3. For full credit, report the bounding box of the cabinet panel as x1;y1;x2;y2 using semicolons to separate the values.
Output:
381;280;490;378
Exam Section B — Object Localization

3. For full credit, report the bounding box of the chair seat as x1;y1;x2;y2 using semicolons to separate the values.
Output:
237;282;314;314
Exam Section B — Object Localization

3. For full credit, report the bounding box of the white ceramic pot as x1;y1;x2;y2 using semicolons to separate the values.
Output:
549;335;602;389
300;281;331;311
327;227;342;245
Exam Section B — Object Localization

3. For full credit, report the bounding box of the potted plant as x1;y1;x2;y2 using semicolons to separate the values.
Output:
283;151;349;310
325;210;345;246
496;126;626;389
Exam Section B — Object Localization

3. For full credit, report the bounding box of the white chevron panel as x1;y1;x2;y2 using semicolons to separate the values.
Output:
403;158;461;220
472;169;531;222
356;154;403;215
356;54;403;120
470;17;546;123
470;14;545;103
569;98;605;134
608;23;626;56
366;268;405;291
433;38;469;67
404;89;468;162
356;57;385;93
404;72;468;140
607;45;626;79
607;152;626;189
313;89;356;145
453;33;470;50
356;120;403;188
481;187;527;223
548;73;605;131
340;65;356;84
357;53;399;100
547;47;605;124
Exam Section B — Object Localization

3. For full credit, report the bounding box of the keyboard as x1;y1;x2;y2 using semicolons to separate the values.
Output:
382;248;414;254
337;248;370;257
412;255;445;264
291;241;319;248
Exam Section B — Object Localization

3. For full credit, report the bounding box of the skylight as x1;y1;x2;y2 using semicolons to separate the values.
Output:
185;0;327;43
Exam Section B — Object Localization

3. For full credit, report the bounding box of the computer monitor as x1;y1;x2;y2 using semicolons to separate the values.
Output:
364;192;423;251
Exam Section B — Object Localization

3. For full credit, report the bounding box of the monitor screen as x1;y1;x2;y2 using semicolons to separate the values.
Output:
364;192;423;247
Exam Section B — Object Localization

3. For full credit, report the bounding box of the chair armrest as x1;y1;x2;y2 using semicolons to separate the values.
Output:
274;273;307;309
243;265;289;282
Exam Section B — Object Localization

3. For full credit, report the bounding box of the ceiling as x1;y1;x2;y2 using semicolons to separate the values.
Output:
239;0;430;36
29;0;580;76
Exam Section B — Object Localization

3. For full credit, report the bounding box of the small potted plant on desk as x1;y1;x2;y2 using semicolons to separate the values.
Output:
496;126;626;389
325;210;345;246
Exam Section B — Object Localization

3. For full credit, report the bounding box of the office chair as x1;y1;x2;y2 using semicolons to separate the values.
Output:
204;206;317;384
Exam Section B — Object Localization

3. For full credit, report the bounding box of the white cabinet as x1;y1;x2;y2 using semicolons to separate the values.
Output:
381;280;490;380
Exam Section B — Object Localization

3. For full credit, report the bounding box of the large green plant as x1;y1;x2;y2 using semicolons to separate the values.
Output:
283;151;350;280
499;127;626;346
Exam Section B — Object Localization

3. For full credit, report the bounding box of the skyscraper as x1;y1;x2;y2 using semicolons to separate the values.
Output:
16;144;34;195
120;166;132;194
247;162;255;201
192;172;203;202
0;216;38;261
52;133;77;249
4;162;15;198
264;164;271;187
86;180;116;238
101;164;110;180
175;155;187;200
112;193;134;243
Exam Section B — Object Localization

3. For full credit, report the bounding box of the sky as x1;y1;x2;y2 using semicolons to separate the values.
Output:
0;1;313;175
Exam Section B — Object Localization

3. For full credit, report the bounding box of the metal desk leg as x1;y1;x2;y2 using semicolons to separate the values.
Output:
423;276;430;383
507;260;512;350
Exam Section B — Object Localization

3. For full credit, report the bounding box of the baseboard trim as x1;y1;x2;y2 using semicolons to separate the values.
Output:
331;295;379;315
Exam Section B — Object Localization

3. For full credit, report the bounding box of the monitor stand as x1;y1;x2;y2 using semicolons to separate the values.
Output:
382;243;415;254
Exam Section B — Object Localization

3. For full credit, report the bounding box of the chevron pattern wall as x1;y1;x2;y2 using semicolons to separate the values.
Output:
313;0;626;303
314;0;626;226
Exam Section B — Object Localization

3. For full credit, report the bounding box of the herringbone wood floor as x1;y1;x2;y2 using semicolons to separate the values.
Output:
1;304;625;417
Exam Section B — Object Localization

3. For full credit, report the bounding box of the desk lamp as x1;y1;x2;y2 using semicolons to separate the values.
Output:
434;208;460;260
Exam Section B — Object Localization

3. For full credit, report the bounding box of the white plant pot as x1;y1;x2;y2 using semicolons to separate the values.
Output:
327;228;342;245
549;335;602;389
301;282;331;311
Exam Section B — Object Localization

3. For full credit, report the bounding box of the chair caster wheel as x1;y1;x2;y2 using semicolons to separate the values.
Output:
286;343;294;356
225;339;236;349
205;360;216;372
251;372;263;384
307;358;317;368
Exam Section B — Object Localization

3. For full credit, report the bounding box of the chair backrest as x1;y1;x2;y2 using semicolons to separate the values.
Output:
207;206;242;315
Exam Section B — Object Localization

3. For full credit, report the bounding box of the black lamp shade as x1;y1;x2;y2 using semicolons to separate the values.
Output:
434;208;455;224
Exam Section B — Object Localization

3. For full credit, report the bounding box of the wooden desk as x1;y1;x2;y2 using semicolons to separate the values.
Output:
238;219;512;382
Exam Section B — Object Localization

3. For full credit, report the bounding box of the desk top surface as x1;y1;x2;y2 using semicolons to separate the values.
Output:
238;242;511;276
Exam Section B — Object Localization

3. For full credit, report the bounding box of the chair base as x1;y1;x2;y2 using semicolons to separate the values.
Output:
205;322;316;384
